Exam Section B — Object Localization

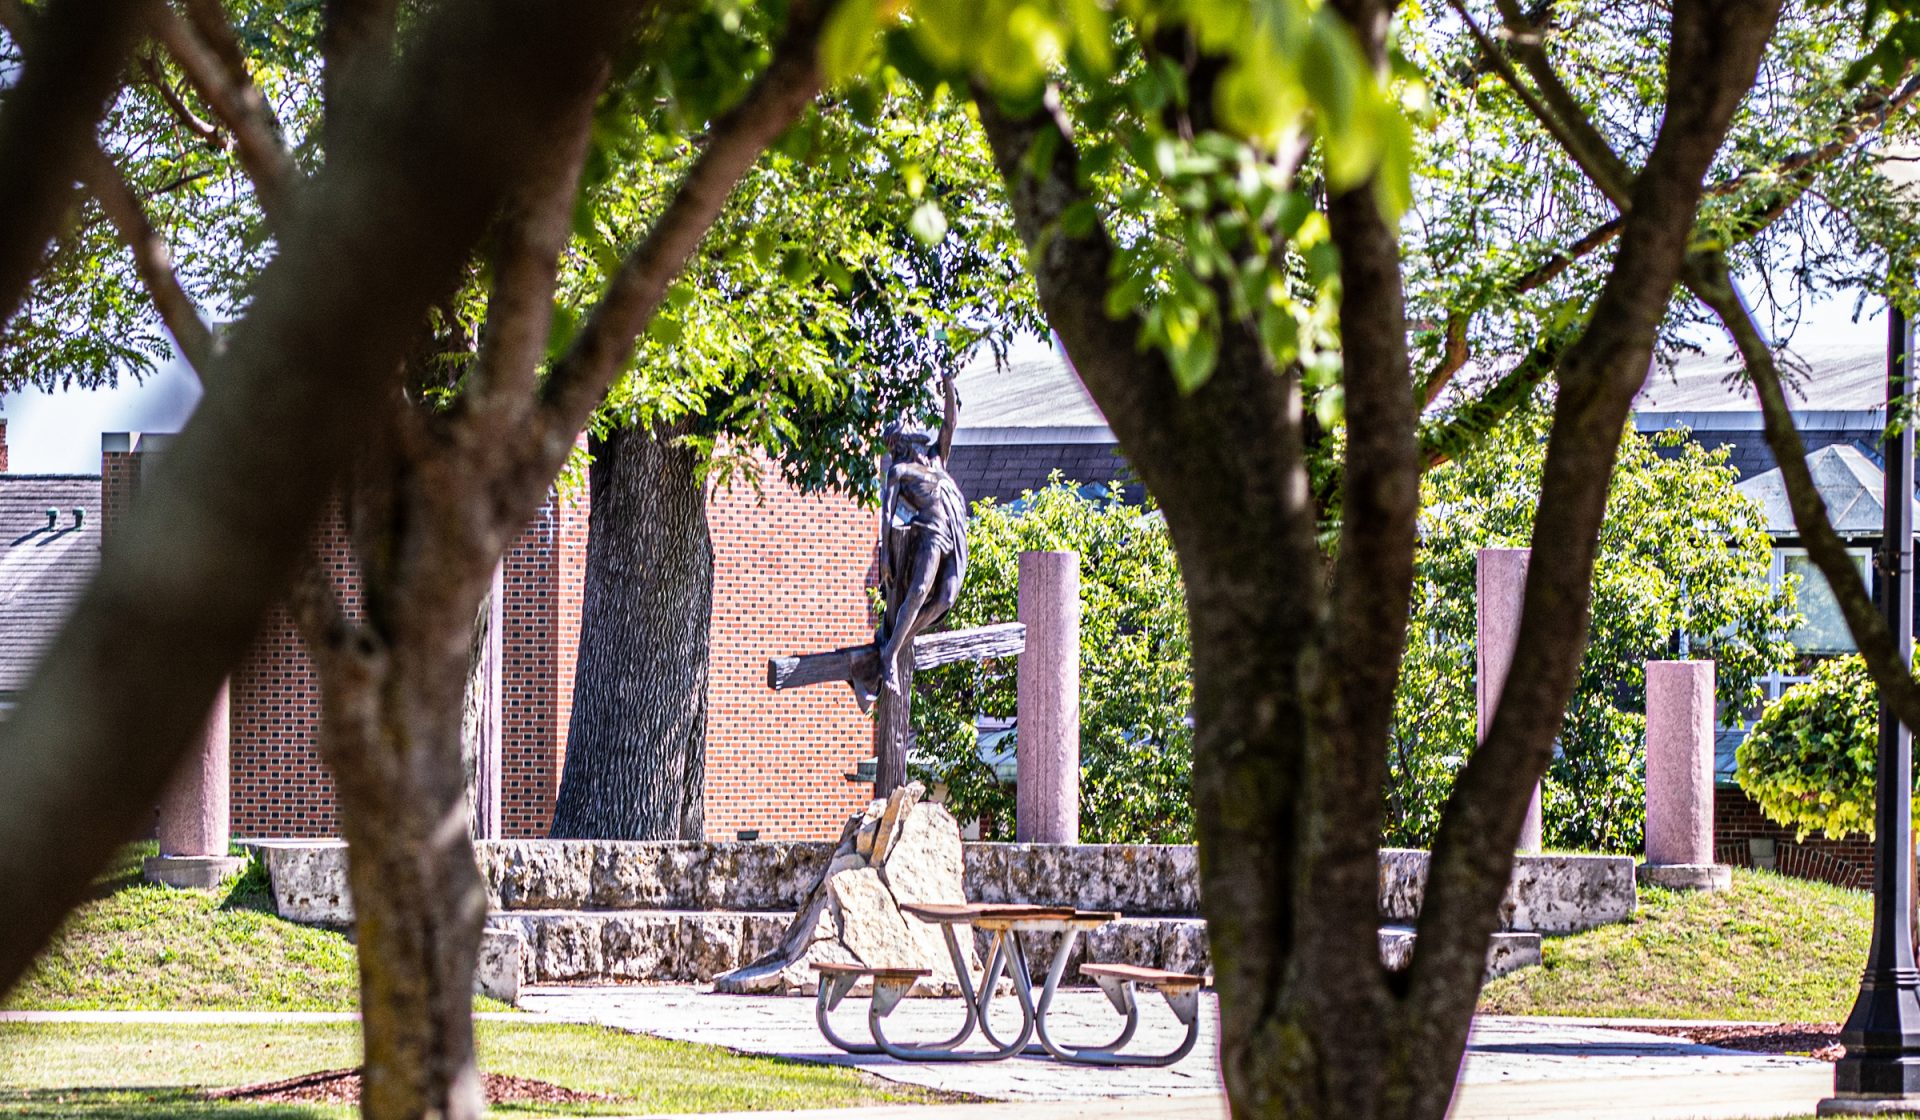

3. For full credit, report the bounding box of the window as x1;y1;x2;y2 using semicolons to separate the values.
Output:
1777;547;1871;655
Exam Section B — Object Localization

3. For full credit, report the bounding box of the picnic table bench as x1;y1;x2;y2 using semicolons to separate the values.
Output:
810;902;1204;1066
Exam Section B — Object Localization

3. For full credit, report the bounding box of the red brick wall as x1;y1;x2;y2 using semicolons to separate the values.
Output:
498;488;588;838
229;508;360;837
211;456;874;842
226;489;587;838
1;419;9;472
1715;784;1874;889
100;448;140;539
702;477;877;840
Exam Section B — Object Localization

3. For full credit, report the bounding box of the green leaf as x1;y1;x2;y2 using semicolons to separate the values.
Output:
819;0;881;85
909;200;950;245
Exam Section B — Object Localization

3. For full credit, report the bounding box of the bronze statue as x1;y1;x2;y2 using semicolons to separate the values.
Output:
866;372;967;701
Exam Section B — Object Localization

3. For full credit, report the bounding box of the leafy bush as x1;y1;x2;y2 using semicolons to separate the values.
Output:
911;477;1193;842
1388;399;1797;851
1736;655;1912;840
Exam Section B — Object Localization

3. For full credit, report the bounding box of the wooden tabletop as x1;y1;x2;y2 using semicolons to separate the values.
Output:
898;902;1120;931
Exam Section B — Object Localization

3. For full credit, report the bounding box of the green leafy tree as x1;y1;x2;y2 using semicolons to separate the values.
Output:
911;477;1193;843
1390;401;1796;851
550;70;1040;838
1736;655;1920;840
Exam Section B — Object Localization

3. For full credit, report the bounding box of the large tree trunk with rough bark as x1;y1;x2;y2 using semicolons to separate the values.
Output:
321;647;489;1120
971;0;1781;1111
551;420;713;839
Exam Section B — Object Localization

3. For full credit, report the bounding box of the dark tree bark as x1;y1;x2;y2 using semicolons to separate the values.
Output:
552;420;713;839
970;0;1780;1112
0;0;159;332
0;0;652;998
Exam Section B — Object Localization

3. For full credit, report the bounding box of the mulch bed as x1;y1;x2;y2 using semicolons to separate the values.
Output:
1630;1022;1844;1062
206;1068;616;1106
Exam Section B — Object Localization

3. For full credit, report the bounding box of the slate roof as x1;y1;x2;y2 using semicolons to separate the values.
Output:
1636;334;1888;415
0;475;101;696
1733;443;1920;538
953;340;1109;436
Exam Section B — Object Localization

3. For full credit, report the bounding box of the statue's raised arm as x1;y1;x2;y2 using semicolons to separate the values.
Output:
936;370;960;465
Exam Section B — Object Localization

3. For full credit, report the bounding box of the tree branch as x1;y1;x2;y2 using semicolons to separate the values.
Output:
1408;0;1785;1045
138;51;228;150
1489;0;1634;204
0;0;653;997
1315;0;1422;1004
1419;332;1569;466
463;109;593;426
1685;250;1920;734
150;1;298;223
526;0;828;474
0;0;161;334
79;145;218;375
1418;70;1919;415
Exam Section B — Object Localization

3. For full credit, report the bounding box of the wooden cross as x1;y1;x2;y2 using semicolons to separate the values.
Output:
768;622;1026;796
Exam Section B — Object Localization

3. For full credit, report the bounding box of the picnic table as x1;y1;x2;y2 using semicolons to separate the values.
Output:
811;901;1203;1067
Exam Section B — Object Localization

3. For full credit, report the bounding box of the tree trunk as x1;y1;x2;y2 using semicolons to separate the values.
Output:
316;610;490;1120
459;581;500;839
551;420;713;839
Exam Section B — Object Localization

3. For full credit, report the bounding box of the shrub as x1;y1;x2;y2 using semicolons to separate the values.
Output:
910;476;1193;843
1388;399;1796;851
1736;654;1912;840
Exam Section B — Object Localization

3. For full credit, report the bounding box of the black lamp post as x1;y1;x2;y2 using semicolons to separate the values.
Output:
1824;302;1920;1112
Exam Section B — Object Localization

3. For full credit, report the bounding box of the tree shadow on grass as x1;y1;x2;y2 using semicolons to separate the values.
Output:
0;1088;340;1118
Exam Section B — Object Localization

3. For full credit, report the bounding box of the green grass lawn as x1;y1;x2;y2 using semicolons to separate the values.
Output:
1480;867;1871;1021
2;845;362;1012
0;1021;938;1117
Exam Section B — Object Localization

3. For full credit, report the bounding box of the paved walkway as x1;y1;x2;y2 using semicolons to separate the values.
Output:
3;995;1841;1118
519;985;1835;1117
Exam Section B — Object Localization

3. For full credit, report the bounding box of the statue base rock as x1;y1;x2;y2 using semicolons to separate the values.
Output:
713;782;977;996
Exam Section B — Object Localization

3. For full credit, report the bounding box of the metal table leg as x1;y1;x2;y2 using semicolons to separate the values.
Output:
1032;930;1200;1066
871;925;1029;1062
814;968;882;1055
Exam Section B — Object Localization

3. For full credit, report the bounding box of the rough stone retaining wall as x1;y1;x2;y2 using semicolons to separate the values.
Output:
261;840;1630;984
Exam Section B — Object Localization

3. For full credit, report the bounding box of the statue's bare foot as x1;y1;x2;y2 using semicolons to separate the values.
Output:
878;659;900;695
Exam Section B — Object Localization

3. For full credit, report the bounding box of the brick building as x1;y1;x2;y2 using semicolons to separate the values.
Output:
12;331;1903;867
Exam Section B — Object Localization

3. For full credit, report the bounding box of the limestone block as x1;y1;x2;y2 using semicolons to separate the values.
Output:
829;868;918;968
1377;848;1429;922
587;843;674;909
728;842;833;910
1499;855;1636;933
878;804;972;990
533;914;604;981
1160;918;1211;976
1003;843;1071;908
1486;932;1543;978
488;841;593;910
475;927;524;1005
961;843;1011;904
683;913;747;978
870;783;923;865
601;913;681;980
263;841;352;924
1097;845;1199;915
1378;849;1635;933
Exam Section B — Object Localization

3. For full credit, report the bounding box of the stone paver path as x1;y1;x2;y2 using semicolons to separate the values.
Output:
519;984;1828;1109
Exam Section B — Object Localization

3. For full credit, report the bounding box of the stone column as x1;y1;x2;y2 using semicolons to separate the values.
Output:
1641;659;1730;890
1017;550;1080;843
144;683;245;889
1478;547;1543;853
